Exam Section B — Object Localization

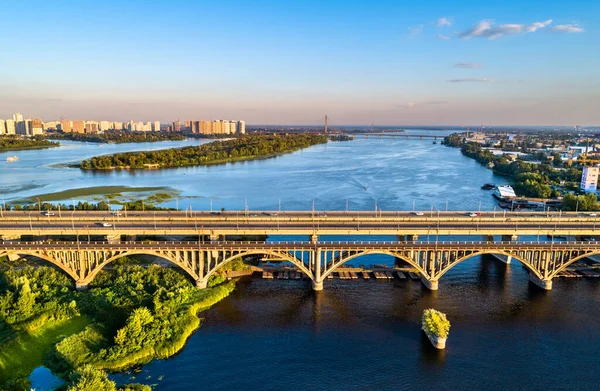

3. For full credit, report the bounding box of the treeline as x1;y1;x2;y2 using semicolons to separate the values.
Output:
443;134;591;208
6;200;168;212
0;135;59;152
80;133;328;170
0;260;237;390
48;131;186;144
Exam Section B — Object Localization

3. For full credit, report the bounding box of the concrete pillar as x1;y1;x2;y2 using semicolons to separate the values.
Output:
75;281;89;291
529;273;552;290
196;278;208;289
312;280;323;291
421;276;438;291
491;254;511;264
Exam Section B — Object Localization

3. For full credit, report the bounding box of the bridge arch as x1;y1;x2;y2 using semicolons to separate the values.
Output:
547;251;600;279
84;250;199;285
0;250;80;281
320;249;426;280
435;250;544;281
204;250;314;282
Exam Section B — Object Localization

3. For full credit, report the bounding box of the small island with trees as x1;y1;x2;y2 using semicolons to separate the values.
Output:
0;135;59;152
421;308;451;349
48;130;187;144
79;133;328;170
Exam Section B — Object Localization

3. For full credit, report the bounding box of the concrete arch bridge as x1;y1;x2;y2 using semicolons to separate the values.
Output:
1;241;598;291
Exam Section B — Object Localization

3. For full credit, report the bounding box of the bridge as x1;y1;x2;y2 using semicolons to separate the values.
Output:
0;239;598;292
362;133;442;139
1;210;598;292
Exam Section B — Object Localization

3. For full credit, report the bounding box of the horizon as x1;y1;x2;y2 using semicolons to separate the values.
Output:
1;0;599;126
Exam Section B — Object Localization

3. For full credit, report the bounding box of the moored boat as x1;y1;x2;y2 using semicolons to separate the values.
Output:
6;156;19;162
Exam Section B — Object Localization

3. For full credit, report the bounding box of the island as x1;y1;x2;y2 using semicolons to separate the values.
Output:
79;133;328;170
421;308;450;349
47;130;187;144
0;135;59;152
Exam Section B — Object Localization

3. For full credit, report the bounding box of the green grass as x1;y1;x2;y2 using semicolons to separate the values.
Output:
14;186;172;203
0;316;92;382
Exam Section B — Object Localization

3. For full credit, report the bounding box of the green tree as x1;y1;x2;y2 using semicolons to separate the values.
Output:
66;365;117;391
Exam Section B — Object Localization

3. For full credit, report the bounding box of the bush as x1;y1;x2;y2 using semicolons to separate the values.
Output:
421;309;450;339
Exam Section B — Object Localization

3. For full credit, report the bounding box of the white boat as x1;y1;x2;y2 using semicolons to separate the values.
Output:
6;156;19;162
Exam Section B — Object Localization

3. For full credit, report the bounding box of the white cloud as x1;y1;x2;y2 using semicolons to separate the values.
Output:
437;34;451;40
454;62;481;69
551;24;584;33
437;17;452;27
447;78;494;83
460;19;552;39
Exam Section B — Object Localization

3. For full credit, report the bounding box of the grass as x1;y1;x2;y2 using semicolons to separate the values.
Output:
0;316;92;382
14;186;172;203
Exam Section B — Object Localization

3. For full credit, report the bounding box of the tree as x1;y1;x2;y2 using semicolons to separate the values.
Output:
66;365;117;391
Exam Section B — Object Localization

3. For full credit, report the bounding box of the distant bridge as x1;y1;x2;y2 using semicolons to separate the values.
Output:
361;133;443;139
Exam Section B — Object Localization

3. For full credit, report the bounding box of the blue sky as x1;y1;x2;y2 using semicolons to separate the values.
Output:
0;0;598;125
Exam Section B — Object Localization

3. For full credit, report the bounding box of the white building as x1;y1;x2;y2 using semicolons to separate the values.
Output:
99;121;113;132
5;120;15;134
580;166;599;193
0;120;5;134
238;120;246;134
113;122;123;131
152;121;160;132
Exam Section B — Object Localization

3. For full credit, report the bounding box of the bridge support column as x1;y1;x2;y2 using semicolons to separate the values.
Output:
421;276;438;291
529;274;552;290
196;278;208;289
75;281;89;291
312;280;323;291
491;254;511;264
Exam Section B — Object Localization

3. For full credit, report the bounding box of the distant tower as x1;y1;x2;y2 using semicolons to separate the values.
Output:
324;115;328;134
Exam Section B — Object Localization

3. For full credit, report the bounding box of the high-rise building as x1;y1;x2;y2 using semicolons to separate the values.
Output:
30;119;44;136
99;121;112;132
172;120;181;132
238;120;246;134
84;123;98;134
43;121;59;131
113;122;123;130
60;120;72;133
0;120;5;135
5;120;15;134
152;121;160;132
12;113;23;122
72;120;85;133
581;166;599;193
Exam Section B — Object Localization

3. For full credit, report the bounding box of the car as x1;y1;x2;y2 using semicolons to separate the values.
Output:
249;214;258;217
589;213;598;217
111;211;122;216
412;212;424;216
43;211;55;216
468;212;480;217
210;211;221;215
319;213;327;217
97;222;112;227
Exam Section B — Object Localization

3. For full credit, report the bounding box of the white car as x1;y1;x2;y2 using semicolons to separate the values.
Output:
97;222;113;227
412;212;424;216
589;213;598;217
468;213;480;217
43;211;55;216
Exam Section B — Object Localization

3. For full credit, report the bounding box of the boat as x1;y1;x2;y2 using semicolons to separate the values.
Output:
481;183;495;190
432;140;437;144
6;156;19;162
493;185;516;200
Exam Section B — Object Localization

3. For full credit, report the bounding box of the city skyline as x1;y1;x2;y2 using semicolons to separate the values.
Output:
1;0;598;126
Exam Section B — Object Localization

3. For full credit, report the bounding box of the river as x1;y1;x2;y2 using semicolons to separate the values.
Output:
3;130;599;390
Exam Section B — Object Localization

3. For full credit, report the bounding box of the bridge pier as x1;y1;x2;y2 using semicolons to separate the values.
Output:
75;281;89;291
529;274;552;290
312;280;323;291
420;276;438;291
491;254;511;264
196;278;208;289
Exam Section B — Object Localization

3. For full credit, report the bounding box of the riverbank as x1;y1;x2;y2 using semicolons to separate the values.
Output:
0;136;59;152
0;261;237;390
79;133;328;170
47;131;186;144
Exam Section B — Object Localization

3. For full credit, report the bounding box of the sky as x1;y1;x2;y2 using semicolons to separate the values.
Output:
0;0;598;126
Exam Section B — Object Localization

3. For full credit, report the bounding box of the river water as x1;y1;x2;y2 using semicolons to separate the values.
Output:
3;131;599;390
